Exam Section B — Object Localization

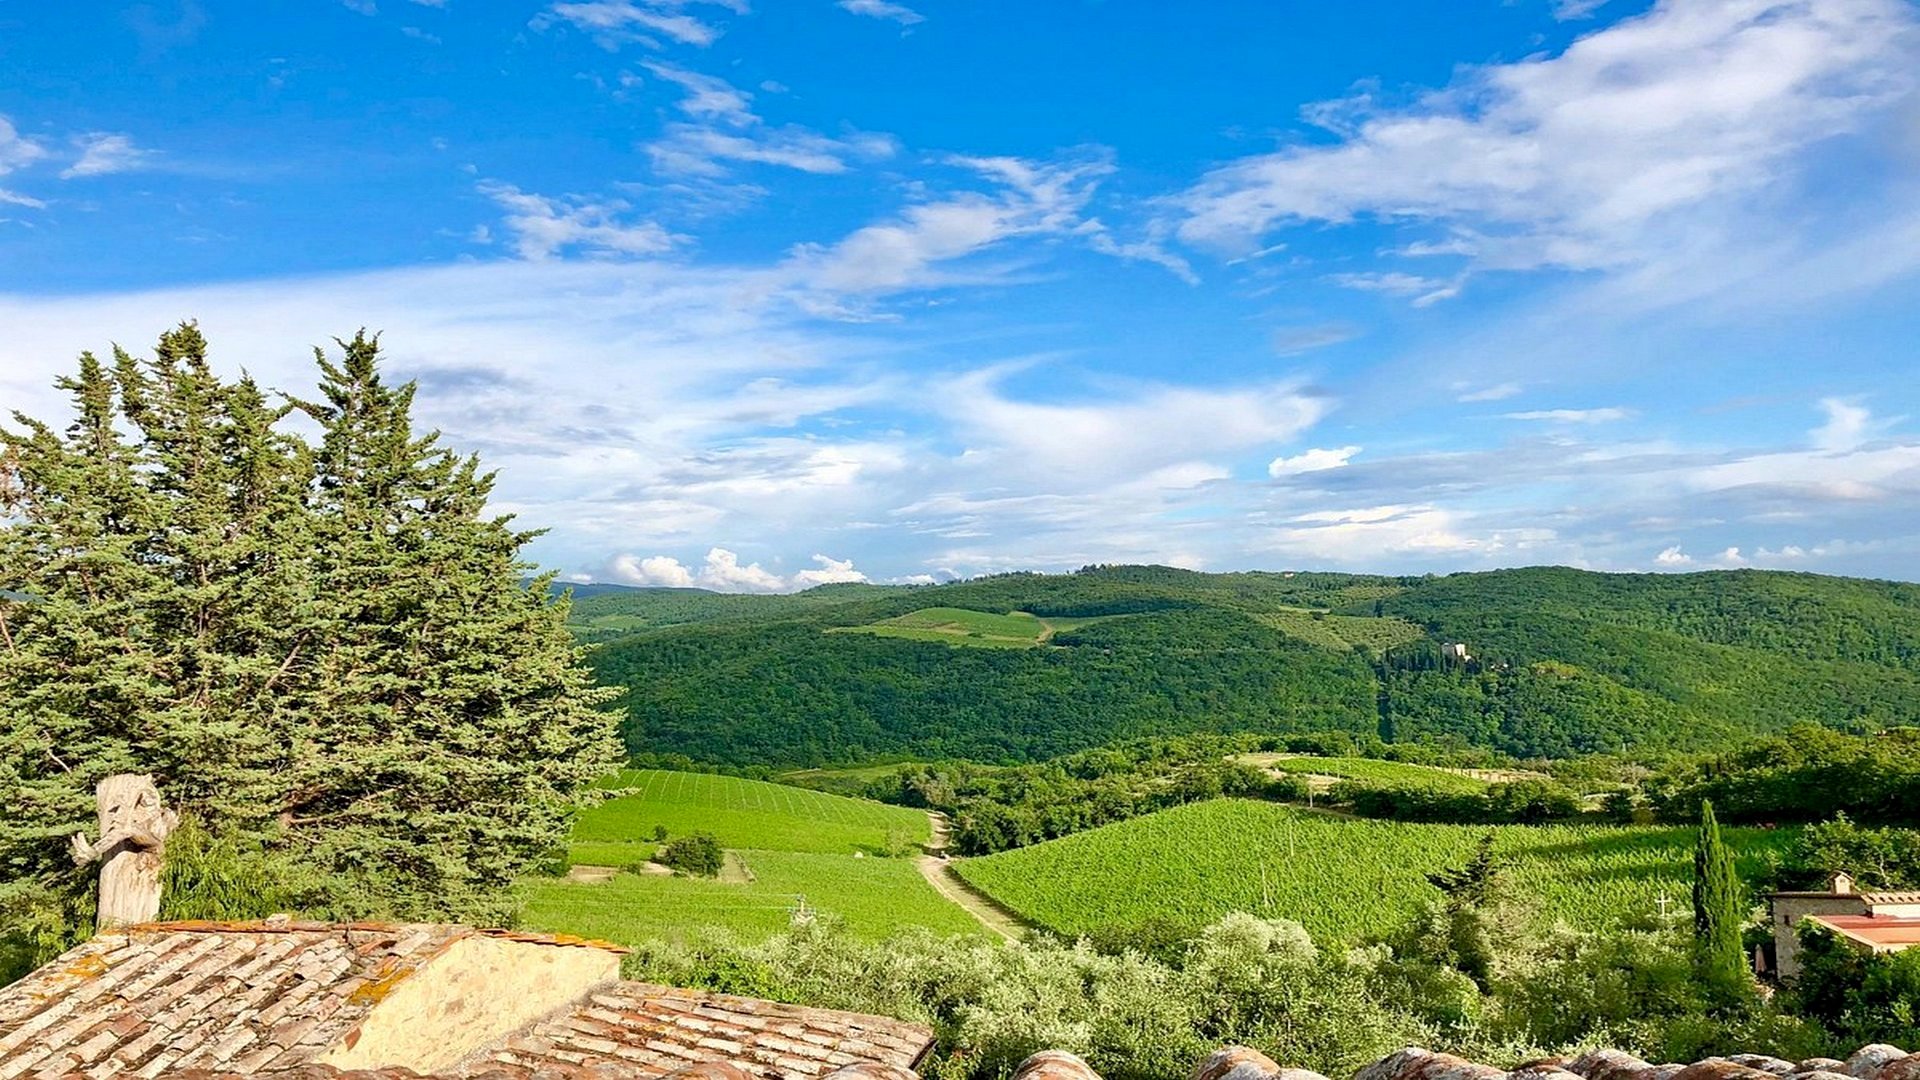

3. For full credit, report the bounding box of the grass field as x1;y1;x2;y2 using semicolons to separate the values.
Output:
1253;610;1426;654
524;770;977;944
955;799;1797;944
1236;754;1497;794
827;607;1112;649
520;848;988;944
571;770;930;864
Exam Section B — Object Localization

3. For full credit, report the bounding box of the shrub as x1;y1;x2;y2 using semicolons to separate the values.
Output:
660;833;724;877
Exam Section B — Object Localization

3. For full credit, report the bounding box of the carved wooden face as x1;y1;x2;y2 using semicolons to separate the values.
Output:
97;773;164;832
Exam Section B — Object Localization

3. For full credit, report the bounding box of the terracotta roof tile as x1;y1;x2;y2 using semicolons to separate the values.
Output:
1810;916;1920;949
0;925;480;1080
478;983;933;1080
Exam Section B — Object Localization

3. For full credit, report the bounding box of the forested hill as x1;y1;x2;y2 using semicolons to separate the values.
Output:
575;565;1920;766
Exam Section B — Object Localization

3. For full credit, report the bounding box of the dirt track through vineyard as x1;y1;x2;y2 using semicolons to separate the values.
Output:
917;811;1028;942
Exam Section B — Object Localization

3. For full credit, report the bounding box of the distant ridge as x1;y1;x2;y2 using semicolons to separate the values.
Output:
574;564;1920;766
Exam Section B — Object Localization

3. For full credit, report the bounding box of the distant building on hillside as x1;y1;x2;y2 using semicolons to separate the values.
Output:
1439;642;1471;664
1766;872;1920;978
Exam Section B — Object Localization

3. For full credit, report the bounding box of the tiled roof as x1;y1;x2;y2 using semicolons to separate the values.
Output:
0;922;931;1080
479;982;935;1078
0;922;485;1080
1809;915;1920;950
1345;1044;1920;1080
1863;892;1920;907
900;1042;1920;1080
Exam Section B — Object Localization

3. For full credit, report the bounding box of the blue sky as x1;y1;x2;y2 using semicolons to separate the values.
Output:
3;0;1919;589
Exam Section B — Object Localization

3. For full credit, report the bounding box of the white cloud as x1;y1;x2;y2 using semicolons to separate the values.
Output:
476;181;678;260
838;0;924;25
1268;504;1556;562
791;553;870;587
1177;0;1920;281
636;63;897;179
1271;322;1360;356
1327;271;1463;306
609;552;699;587
60;133;156;179
1811;396;1874;452
1554;0;1610;19
0;114;47;207
641;61;755;124
1504;407;1632;423
937;366;1327;483
536;0;741;48
1654;544;1692;565
649;124;894;178
1456;382;1524;402
1268;445;1361;478
782;153;1112;301
609;547;864;592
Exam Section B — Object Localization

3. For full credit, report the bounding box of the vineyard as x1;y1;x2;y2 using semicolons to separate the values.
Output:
954;799;1799;943
828;607;1114;649
1237;755;1499;794
1252;610;1426;654
570;769;929;865
521;848;987;944
522;769;973;944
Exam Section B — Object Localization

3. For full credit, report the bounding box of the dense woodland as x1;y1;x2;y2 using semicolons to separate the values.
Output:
583;565;1920;765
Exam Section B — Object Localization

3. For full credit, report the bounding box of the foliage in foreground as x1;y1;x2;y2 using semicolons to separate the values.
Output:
619;907;1836;1080
0;325;620;970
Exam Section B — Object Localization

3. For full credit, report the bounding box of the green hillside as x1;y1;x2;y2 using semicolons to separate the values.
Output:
519;769;976;945
953;799;1797;944
569;769;930;865
583;565;1920;765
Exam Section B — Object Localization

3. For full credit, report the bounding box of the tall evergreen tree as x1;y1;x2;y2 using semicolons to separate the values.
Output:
1;324;618;972
1692;799;1749;1001
287;331;619;921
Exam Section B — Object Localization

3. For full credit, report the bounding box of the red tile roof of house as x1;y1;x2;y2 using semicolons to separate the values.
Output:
0;922;484;1080
0;922;929;1080
1809;915;1920;950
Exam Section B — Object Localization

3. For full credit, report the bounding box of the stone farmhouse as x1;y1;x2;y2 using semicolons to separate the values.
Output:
1766;873;1920;979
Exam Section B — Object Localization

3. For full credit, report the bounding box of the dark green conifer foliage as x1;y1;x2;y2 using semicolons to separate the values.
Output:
1;324;619;972
1691;799;1749;1001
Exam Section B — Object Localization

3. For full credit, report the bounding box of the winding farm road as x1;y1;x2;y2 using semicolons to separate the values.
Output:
917;811;1028;943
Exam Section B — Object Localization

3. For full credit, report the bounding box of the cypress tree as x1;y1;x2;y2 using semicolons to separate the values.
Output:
1;325;618;969
1693;798;1749;1000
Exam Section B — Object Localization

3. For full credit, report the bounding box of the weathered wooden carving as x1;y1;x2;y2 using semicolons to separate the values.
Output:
69;773;178;927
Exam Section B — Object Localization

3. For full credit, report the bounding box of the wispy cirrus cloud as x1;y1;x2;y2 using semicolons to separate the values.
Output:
837;0;925;26
637;61;898;179
1176;0;1920;293
0;115;48;207
475;181;680;259
535;0;745;49
60;133;156;179
778;152;1114;307
1503;406;1633;424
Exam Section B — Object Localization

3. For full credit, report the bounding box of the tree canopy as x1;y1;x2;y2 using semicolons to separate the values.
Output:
0;325;619;973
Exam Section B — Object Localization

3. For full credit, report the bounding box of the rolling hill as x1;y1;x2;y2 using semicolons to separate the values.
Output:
952;799;1798;944
577;565;1920;765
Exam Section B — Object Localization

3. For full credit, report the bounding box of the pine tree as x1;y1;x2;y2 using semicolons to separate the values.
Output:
1;325;619;969
1692;799;1749;1001
288;331;620;921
